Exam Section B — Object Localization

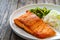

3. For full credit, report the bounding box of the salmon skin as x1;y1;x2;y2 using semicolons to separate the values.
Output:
14;11;56;39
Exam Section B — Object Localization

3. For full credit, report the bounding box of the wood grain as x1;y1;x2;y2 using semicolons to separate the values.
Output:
0;0;18;40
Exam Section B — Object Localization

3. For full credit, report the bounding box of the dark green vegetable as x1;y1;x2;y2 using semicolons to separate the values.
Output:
30;7;50;18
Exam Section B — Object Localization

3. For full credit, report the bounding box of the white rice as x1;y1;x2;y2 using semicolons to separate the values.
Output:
43;10;60;32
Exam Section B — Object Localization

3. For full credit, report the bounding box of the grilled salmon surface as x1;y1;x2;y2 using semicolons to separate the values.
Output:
14;11;56;39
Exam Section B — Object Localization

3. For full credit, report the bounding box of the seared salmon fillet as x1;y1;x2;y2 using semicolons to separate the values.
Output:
14;11;56;39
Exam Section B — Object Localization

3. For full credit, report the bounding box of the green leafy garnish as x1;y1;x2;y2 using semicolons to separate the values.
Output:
30;7;50;18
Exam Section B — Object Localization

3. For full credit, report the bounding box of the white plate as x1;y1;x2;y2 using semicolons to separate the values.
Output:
10;3;60;40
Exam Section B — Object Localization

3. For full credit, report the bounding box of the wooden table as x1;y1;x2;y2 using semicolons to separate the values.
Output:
0;0;60;40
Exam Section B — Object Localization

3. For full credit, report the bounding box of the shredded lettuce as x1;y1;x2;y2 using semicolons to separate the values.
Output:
56;15;60;20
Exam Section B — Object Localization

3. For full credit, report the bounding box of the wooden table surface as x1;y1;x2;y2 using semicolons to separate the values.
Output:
0;0;60;40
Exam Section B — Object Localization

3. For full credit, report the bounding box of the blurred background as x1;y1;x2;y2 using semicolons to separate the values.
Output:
0;0;60;40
